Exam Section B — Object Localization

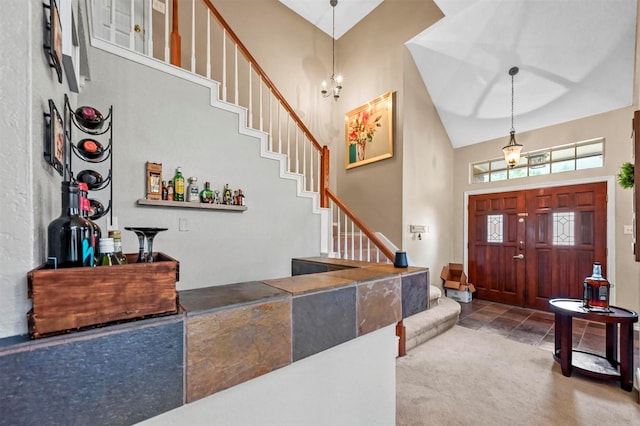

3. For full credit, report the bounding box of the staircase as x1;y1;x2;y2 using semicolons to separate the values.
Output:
86;0;456;343
403;286;461;353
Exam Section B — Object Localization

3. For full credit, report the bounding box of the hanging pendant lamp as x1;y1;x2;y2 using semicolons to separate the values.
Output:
502;66;522;168
320;0;342;101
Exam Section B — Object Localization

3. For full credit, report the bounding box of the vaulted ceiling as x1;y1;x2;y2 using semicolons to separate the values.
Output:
280;0;637;148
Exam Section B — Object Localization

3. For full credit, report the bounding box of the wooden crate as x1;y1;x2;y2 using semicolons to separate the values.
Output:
27;252;179;339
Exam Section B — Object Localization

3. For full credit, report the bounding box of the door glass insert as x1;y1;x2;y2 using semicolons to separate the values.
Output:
487;214;503;243
552;212;575;245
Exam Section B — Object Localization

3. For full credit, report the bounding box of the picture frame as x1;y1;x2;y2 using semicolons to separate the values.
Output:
43;0;63;84
146;162;163;200
44;99;65;176
345;91;394;169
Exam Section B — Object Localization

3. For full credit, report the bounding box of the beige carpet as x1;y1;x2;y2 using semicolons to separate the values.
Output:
397;326;640;425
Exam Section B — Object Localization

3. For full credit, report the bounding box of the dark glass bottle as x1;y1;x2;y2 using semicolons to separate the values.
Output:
47;181;95;268
78;182;101;264
161;180;168;200
582;262;610;311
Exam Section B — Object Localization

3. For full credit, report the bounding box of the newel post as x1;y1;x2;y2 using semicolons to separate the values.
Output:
320;145;330;208
170;0;181;67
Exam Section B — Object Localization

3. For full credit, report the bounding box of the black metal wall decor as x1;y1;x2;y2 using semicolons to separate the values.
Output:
43;0;63;84
43;99;65;176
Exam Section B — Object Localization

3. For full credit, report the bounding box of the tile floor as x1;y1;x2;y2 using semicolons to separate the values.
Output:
455;298;640;370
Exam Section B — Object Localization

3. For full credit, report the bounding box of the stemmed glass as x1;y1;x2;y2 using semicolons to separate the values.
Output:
124;227;168;263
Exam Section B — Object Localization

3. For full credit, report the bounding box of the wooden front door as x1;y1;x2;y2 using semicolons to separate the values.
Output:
468;182;607;310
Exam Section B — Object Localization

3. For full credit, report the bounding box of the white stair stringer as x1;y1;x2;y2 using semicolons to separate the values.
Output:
88;36;331;255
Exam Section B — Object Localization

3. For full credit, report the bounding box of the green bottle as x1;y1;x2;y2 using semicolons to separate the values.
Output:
200;181;214;203
173;167;185;201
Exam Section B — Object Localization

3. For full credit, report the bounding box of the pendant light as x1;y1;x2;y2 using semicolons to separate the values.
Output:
321;0;342;101
502;66;522;168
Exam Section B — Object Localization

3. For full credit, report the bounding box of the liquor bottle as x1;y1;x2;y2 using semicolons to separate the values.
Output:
173;167;185;201
583;262;610;311
78;182;101;264
166;180;174;200
99;238;120;266
187;177;199;203
108;230;128;264
47;181;95;268
161;180;168;200
200;181;214;203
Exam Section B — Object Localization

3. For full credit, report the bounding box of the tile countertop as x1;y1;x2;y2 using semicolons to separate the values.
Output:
0;256;430;425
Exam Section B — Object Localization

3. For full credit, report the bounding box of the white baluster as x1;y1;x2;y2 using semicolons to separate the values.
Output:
259;77;263;131
206;12;211;79
248;63;253;128
295;127;299;174
351;220;355;260
110;0;116;44
286;117;291;171
129;0;135;50
222;29;227;101
234;45;238;105
268;90;273;151
145;0;153;56
164;0;170;62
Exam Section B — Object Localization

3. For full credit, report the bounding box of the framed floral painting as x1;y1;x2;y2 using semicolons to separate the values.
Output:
345;91;394;169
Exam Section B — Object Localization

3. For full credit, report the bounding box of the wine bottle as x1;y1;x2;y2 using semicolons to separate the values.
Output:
108;230;128;264
99;238;120;266
47;181;95;268
78;182;101;264
173;167;185;201
166;180;174;200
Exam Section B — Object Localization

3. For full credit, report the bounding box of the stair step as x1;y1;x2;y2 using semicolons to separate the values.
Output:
403;289;460;353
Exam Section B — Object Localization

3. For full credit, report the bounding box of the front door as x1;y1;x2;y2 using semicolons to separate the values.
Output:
468;182;607;310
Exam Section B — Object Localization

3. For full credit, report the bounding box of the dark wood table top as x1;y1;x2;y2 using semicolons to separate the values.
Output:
549;298;638;324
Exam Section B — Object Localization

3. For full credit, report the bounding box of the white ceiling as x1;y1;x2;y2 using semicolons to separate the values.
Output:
280;0;637;149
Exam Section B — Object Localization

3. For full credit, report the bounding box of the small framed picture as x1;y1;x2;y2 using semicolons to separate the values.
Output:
44;99;65;176
43;0;63;84
146;162;163;200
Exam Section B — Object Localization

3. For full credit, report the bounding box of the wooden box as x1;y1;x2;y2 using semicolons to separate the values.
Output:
27;252;179;339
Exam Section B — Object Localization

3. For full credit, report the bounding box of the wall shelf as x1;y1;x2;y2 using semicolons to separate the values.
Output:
137;199;247;212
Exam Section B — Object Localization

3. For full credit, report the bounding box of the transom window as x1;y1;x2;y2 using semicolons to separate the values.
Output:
471;138;604;184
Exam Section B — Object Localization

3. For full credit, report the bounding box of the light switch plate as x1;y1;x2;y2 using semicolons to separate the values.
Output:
623;225;633;235
410;225;426;233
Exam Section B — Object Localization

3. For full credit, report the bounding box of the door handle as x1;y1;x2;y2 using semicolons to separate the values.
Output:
513;254;524;260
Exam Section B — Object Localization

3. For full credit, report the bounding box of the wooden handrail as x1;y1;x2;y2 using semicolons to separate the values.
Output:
326;188;395;262
200;0;323;152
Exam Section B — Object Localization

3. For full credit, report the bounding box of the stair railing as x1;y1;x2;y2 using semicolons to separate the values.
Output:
326;189;394;263
87;0;393;263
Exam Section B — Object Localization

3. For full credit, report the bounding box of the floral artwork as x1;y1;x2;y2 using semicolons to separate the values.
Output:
345;91;394;169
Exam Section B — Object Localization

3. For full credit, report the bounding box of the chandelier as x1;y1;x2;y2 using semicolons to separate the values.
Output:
321;0;342;101
502;66;523;168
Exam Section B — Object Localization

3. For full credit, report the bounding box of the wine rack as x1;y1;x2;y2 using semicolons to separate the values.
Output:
64;94;113;222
